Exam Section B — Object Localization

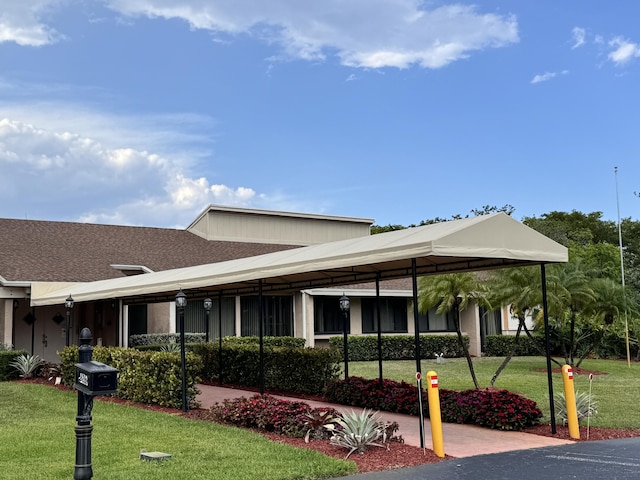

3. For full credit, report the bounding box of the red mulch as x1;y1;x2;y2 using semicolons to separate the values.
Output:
524;424;640;441
14;377;640;473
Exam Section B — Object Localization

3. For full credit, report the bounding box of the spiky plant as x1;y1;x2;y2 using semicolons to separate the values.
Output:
303;408;340;442
9;354;44;379
160;342;181;352
554;391;598;425
326;409;388;458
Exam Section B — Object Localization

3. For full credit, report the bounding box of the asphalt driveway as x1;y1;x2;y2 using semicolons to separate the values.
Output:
330;437;640;480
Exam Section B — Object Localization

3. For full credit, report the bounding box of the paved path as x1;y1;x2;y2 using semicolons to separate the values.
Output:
196;384;572;459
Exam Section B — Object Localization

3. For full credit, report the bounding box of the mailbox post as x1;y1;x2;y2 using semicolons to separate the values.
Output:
73;328;118;480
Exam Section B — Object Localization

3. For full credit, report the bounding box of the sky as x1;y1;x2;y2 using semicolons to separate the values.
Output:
1;1;639;229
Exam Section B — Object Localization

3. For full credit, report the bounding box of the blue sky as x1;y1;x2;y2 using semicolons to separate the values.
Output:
1;1;639;228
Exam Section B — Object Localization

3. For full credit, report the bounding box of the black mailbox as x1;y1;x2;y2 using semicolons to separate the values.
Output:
74;361;118;396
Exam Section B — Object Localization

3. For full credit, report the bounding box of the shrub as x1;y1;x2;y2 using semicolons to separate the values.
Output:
59;345;203;409
328;335;465;361
483;335;542;357
129;333;205;347
324;376;542;431
324;376;421;416
207;394;340;438
193;343;341;395
0;350;28;381
221;336;306;348
459;389;543;431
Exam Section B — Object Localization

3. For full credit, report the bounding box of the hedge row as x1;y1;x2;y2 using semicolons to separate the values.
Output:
129;334;305;349
328;334;466;361
219;336;306;348
192;343;341;395
129;332;205;347
59;346;202;409
483;335;543;357
0;350;28;381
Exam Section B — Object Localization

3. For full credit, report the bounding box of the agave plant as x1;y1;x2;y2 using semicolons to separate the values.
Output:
9;354;44;379
554;391;598;425
326;409;388;458
160;342;181;352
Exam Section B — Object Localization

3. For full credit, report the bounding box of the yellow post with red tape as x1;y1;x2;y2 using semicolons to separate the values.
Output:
562;365;580;440
426;371;445;458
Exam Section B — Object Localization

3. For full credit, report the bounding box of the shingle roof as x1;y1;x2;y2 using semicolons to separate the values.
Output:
0;218;294;283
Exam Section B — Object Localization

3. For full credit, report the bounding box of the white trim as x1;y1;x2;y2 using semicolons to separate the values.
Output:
304;288;413;297
169;301;177;334
0;275;30;288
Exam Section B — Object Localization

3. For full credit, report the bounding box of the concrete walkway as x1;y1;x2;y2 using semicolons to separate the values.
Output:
196;384;572;458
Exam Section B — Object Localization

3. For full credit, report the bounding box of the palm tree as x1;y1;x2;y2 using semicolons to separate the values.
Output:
418;273;481;389
546;260;596;365
574;277;627;367
484;266;558;386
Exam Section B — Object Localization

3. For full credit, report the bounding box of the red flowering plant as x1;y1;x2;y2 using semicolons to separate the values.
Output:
324;377;422;415
324;377;542;431
208;394;341;438
471;390;543;431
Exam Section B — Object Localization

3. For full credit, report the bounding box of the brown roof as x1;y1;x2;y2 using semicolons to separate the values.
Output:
0;218;295;283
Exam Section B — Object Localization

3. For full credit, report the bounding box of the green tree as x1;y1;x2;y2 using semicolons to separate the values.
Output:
522;211;618;247
418;273;481;389
370;204;515;233
573;278;628;367
570;243;622;284
484;266;563;386
546;260;597;365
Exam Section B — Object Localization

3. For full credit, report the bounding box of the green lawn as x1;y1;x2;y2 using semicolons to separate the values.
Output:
349;356;640;429
0;382;356;480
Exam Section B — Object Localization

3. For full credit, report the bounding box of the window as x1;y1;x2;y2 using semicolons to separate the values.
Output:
128;304;147;336
418;307;455;332
314;296;348;334
241;296;293;336
184;297;236;337
479;306;502;351
361;298;407;333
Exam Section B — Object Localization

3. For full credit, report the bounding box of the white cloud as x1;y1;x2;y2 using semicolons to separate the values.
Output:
103;0;519;69
608;37;640;65
571;27;586;49
530;71;563;84
0;0;65;46
0;109;281;227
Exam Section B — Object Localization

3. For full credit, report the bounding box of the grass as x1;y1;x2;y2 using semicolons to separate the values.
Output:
349;356;640;430
0;382;356;480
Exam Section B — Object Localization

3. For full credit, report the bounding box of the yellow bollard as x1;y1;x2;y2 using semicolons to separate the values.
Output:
562;365;580;440
426;371;445;458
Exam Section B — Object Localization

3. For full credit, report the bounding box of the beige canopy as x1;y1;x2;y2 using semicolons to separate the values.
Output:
30;212;568;306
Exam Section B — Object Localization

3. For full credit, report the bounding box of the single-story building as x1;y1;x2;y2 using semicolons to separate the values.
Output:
1;205;539;363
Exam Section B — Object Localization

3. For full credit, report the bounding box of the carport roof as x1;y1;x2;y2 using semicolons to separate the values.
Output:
30;213;568;306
